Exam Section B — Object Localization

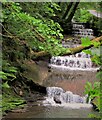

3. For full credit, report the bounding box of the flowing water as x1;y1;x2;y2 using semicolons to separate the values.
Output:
4;87;99;119
43;87;91;106
49;52;99;71
3;24;100;119
4;105;98;119
72;23;94;39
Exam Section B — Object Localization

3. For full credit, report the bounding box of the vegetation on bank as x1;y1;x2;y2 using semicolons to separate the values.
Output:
2;87;26;114
82;39;101;118
1;2;102;117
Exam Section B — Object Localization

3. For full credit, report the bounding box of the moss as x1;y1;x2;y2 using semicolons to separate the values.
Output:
22;60;39;83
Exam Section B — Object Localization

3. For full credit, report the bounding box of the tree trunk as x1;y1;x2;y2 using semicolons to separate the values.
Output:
66;2;80;22
62;2;74;19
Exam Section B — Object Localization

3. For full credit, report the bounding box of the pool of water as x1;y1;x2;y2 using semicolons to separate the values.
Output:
3;100;99;119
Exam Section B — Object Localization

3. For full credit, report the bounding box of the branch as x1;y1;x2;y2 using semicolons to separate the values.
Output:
1;20;45;42
31;36;102;59
33;28;45;42
65;35;102;55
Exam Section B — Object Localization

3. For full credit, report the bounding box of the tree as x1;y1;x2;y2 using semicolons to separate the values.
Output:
66;2;80;22
62;2;74;19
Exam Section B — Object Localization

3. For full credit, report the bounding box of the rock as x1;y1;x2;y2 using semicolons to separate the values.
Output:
54;95;61;104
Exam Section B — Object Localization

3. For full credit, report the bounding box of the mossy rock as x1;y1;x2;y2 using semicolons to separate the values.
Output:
22;60;49;85
22;60;39;83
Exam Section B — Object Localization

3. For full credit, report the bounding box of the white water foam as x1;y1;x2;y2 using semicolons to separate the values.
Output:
43;87;92;109
49;52;99;71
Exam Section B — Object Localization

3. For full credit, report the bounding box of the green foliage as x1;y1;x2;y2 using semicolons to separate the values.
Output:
2;2;66;56
2;60;17;81
2;81;10;89
1;60;17;89
85;82;100;111
20;2;61;19
74;8;93;23
81;37;91;47
2;88;25;113
88;113;100;118
85;81;100;98
82;37;101;113
74;2;102;36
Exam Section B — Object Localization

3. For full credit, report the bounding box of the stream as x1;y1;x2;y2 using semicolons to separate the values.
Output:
3;86;99;119
3;105;98;119
3;23;100;119
3;51;99;119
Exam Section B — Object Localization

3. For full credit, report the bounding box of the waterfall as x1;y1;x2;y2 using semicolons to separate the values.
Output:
72;23;94;39
43;23;97;108
49;23;99;71
43;87;92;108
49;52;99;71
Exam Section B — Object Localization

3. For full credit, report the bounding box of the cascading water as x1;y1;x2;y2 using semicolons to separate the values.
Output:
43;87;92;109
49;23;99;71
43;23;98;109
49;52;98;71
72;23;94;39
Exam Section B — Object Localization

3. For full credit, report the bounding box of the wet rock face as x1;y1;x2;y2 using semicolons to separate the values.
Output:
43;70;97;96
9;72;47;99
22;60;50;85
54;95;61;104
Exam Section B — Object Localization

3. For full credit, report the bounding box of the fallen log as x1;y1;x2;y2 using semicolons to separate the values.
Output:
65;35;102;55
32;35;102;59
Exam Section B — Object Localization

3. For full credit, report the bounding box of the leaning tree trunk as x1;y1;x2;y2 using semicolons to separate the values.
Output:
66;2;80;22
62;2;74;19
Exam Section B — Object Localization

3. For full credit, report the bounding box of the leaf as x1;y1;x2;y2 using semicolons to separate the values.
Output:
8;67;17;73
81;37;91;47
0;71;7;80
92;41;100;47
93;82;100;89
85;82;92;94
6;73;16;79
0;71;6;75
2;82;10;88
91;47;100;56
0;75;7;80
83;50;91;55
